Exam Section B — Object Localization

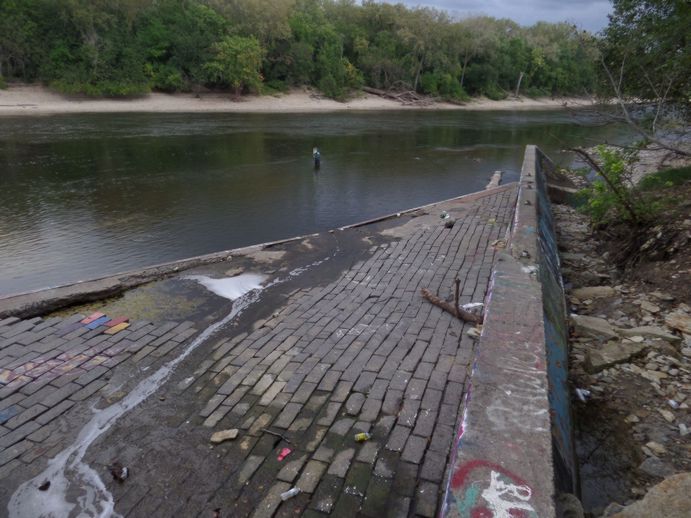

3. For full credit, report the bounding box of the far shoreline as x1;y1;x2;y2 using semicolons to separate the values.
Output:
0;84;598;116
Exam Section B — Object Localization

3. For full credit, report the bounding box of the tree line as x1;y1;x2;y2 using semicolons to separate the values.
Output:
0;0;604;100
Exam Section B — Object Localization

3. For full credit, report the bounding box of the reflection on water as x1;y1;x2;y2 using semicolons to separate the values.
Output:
0;110;632;294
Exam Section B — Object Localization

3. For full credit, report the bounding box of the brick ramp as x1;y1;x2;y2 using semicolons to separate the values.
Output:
1;183;518;517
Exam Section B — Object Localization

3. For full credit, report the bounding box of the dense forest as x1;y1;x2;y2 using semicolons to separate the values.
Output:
0;0;666;102
0;0;603;100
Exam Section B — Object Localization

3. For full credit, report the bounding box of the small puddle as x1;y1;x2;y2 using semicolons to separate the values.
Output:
8;274;265;518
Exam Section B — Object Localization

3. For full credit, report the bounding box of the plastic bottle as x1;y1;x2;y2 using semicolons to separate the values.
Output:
280;487;301;501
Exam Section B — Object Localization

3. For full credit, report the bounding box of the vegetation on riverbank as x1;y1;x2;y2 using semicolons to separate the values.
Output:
0;0;599;100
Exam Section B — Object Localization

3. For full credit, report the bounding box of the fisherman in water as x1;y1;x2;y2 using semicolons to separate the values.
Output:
312;146;321;169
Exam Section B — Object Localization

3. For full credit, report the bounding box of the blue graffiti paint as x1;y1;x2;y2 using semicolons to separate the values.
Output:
535;149;577;493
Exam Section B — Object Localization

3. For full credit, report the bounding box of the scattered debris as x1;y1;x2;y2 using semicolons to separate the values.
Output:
461;302;484;314
354;432;371;442
421;283;484;324
280;487;301;501
575;388;591;402
467;327;482;339
277;447;292;461
109;462;129;482
210;429;239;444
38;480;50;491
260;428;291;444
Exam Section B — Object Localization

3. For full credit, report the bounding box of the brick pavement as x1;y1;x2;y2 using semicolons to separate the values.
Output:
0;314;198;483
0;183;518;517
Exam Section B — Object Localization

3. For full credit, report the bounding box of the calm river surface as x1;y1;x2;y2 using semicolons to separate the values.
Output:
0;110;631;294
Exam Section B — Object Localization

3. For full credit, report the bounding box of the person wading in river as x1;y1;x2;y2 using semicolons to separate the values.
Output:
312;146;321;169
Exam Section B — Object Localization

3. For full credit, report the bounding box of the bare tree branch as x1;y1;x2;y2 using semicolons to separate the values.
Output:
600;55;690;157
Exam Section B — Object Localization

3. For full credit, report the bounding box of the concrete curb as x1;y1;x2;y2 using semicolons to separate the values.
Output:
442;146;577;517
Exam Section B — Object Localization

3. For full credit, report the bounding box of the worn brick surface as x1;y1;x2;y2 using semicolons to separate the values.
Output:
0;185;517;517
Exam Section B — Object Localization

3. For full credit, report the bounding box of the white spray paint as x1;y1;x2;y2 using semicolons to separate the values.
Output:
485;349;549;432
481;470;537;517
8;275;264;518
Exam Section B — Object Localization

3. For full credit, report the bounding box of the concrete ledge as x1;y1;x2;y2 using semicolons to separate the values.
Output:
442;146;576;517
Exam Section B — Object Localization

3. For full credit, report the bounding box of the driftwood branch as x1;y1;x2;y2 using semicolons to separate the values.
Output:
421;288;483;324
260;428;291;444
362;86;434;106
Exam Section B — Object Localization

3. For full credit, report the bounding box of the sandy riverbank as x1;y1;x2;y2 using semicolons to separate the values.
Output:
0;84;596;116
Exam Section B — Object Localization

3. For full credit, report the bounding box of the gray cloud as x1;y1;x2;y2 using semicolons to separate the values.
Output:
387;0;612;32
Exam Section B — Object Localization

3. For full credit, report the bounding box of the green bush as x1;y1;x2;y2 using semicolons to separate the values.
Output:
318;73;344;100
576;146;655;226
261;79;289;95
483;84;507;100
420;71;468;101
420;72;438;96
149;64;186;92
51;79;149;97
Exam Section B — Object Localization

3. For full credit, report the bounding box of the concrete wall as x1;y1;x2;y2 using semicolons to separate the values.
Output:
442;145;576;518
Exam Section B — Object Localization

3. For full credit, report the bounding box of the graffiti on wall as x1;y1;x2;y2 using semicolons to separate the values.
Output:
452;460;539;518
484;348;548;433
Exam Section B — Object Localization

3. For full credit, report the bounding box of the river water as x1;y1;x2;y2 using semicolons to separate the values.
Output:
0;110;631;294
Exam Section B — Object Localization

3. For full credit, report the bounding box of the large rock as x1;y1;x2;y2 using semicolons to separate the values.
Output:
637;457;676;478
585;340;647;373
618;326;681;345
665;310;691;335
571;314;619;339
611;472;690;518
571;286;616;299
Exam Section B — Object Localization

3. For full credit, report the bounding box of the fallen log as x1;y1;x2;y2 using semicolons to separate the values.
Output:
362;86;435;106
421;288;484;324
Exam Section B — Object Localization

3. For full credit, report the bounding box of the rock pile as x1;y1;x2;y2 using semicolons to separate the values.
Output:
553;203;690;516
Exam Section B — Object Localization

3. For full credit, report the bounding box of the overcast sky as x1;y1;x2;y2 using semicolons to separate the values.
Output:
388;0;613;33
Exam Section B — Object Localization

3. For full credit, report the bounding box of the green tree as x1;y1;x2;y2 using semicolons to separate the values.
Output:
137;0;227;91
603;0;690;103
601;0;690;155
205;35;265;96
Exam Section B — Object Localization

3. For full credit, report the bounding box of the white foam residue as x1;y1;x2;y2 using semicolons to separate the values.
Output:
186;273;266;300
